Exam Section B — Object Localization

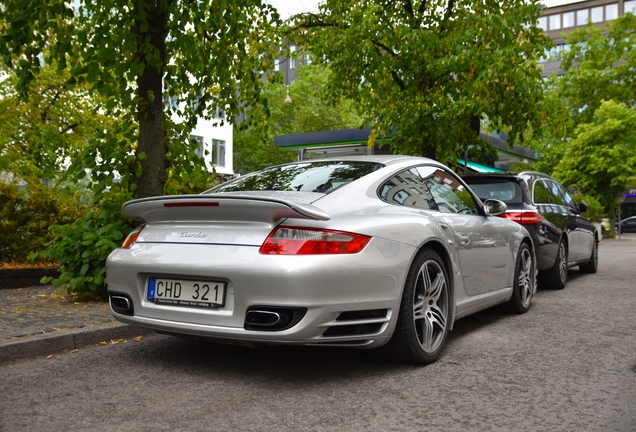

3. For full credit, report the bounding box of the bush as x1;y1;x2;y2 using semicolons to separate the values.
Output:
0;181;84;264
28;186;134;300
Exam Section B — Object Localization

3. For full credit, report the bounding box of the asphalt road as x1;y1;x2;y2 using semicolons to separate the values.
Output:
1;240;635;432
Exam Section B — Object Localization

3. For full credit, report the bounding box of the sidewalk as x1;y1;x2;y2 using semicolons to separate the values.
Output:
0;284;155;363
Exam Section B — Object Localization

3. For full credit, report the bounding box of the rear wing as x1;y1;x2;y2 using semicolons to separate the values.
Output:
122;194;330;224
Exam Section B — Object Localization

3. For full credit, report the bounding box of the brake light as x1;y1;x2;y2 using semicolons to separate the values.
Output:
260;227;371;255
500;211;543;225
164;202;219;207
122;225;145;249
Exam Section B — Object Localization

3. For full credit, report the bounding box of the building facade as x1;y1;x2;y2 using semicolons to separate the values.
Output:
540;0;636;75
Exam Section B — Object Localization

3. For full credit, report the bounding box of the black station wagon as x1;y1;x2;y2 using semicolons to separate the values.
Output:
462;172;598;290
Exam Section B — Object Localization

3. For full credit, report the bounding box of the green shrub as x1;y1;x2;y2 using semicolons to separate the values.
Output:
29;187;133;300
0;181;84;264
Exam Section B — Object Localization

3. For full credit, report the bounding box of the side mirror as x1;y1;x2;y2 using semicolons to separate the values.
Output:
483;199;507;216
578;200;588;213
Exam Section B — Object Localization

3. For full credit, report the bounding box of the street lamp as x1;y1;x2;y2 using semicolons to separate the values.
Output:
284;84;292;104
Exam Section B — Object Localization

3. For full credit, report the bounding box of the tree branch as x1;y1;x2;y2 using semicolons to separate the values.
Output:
404;0;414;17
441;0;456;32
391;71;406;90
60;122;79;134
290;12;342;33
419;0;428;14
371;39;397;57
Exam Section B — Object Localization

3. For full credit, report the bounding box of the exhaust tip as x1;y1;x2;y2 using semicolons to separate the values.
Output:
109;293;134;316
246;310;283;327
244;306;306;331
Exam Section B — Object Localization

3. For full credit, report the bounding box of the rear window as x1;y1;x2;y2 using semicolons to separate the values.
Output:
206;161;384;194
463;179;523;204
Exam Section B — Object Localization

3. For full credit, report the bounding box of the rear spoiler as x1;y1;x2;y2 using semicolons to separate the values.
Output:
122;194;330;224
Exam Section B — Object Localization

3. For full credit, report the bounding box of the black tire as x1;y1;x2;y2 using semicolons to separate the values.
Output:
384;249;450;365
506;243;535;314
579;239;598;274
544;240;567;290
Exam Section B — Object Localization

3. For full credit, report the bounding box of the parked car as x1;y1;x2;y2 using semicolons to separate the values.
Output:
616;216;636;233
107;156;537;365
462;172;598;290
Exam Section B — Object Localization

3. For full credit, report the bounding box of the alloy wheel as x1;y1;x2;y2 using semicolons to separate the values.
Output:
413;259;449;353
558;243;567;285
518;247;534;308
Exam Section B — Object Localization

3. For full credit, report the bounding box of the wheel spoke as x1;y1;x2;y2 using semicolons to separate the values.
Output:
420;316;435;351
413;295;426;319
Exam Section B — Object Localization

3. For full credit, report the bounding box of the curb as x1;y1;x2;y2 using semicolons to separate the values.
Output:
0;323;156;363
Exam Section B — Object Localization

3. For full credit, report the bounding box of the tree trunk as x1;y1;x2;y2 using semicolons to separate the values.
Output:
420;135;437;160
134;1;168;199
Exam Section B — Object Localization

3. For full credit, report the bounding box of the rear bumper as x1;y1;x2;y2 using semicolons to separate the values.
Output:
106;238;415;348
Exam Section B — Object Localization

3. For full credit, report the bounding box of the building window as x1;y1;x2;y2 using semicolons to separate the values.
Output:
577;9;589;25
591;6;603;23
626;1;636;14
212;139;225;167
549;14;561;30
548;44;564;60
289;45;297;69
537;16;547;31
606;3;618;20
214;106;225;120
305;53;311;65
563;11;575;28
274;58;280;71
164;95;178;110
189;135;205;158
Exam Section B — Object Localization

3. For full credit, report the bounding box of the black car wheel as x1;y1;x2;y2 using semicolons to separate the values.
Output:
506;243;535;313
579;239;598;274
544;240;567;290
386;249;450;365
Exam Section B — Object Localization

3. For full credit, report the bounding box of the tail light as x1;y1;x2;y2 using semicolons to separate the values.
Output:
260;226;371;255
500;211;543;225
122;225;145;249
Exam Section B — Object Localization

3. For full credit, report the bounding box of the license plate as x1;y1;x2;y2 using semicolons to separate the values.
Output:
147;277;226;308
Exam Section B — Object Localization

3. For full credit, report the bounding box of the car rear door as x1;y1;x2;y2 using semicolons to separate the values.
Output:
544;180;580;263
557;184;595;262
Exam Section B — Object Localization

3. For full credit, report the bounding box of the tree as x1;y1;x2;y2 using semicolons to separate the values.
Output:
0;0;283;198
292;0;552;162
528;13;636;177
555;13;636;127
0;64;110;182
234;64;365;173
553;101;636;234
0;1;283;298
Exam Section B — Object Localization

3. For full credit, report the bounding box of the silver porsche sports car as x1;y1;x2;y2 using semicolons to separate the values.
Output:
107;155;536;364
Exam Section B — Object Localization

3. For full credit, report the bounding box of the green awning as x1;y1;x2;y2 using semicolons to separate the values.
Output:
458;158;504;173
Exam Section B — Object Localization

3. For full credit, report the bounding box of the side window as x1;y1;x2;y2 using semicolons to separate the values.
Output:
546;180;565;206
533;180;551;204
416;166;479;215
557;183;578;211
379;169;438;210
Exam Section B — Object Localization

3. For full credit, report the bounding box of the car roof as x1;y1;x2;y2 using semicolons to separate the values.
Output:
275;155;439;167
